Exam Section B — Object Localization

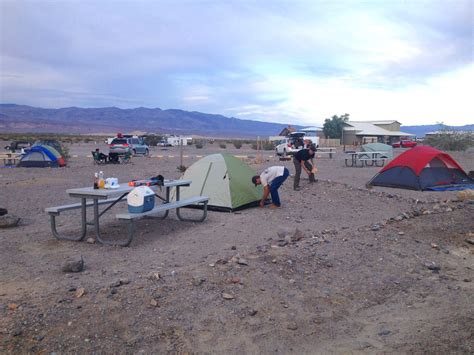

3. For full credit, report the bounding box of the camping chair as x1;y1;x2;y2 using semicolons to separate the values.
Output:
92;151;108;165
120;151;132;164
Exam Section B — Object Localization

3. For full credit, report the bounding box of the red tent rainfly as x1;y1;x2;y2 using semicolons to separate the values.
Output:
367;146;473;191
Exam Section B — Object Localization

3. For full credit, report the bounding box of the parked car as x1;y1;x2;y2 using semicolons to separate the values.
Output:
275;132;318;156
4;140;32;153
109;136;149;156
392;140;417;148
157;140;172;147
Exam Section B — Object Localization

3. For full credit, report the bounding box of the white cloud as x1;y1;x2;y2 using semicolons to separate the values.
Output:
0;0;472;126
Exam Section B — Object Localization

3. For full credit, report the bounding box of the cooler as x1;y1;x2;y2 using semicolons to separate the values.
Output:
127;186;155;213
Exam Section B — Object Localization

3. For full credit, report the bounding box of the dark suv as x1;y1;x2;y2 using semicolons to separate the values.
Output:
109;136;149;156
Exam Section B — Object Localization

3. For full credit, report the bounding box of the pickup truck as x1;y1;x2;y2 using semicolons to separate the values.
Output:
392;140;417;148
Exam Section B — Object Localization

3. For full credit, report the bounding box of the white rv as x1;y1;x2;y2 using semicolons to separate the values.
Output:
167;136;192;146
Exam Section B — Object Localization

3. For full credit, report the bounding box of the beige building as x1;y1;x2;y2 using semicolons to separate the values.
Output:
342;120;413;145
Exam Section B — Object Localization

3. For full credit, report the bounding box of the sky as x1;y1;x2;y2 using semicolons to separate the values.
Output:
0;0;473;127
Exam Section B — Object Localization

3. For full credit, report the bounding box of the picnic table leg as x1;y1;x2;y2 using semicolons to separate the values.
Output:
176;200;209;222
92;198;133;246
50;198;88;241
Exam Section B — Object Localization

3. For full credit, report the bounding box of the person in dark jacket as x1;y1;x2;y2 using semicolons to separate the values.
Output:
293;145;317;190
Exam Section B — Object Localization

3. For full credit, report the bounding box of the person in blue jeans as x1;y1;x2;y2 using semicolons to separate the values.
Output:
252;166;290;208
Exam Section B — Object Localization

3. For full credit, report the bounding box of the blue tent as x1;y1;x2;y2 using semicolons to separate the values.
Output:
17;144;66;167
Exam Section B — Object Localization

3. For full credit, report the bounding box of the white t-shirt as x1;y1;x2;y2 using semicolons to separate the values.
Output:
260;166;285;186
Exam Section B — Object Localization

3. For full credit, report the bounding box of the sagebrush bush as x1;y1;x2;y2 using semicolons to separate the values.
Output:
251;141;275;150
424;132;473;151
233;140;243;149
219;143;227;149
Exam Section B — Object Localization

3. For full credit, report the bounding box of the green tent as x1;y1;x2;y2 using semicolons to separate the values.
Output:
174;153;263;211
361;142;393;158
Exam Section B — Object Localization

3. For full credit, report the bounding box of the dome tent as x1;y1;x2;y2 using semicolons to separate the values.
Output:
18;144;66;167
361;142;393;159
367;146;473;191
173;153;263;211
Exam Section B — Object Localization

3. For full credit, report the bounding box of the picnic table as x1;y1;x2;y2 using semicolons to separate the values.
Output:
315;147;336;159
0;152;21;167
45;179;208;246
344;151;391;168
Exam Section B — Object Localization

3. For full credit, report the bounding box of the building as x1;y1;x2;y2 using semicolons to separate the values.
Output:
278;125;297;137
342;120;414;145
300;126;325;139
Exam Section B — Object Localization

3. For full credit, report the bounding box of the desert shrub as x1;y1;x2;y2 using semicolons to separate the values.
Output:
194;139;205;149
219;143;227;149
144;134;164;146
424;131;474;151
60;144;71;159
251;141;275;150
177;165;187;172
233;140;243;149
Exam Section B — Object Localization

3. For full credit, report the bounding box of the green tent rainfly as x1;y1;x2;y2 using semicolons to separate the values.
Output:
361;142;393;159
174;153;263;211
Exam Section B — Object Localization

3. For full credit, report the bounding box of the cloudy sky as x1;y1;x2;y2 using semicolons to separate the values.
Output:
1;0;473;126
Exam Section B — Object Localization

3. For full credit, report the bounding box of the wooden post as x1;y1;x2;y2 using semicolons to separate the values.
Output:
179;136;183;168
256;136;262;164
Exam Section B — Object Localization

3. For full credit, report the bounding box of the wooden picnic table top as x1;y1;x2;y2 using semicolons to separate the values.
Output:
66;179;192;199
0;152;22;158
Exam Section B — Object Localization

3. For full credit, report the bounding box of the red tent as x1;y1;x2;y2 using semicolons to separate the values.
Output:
367;146;473;190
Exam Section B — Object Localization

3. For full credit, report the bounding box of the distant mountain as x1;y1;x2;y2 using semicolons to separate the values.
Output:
0;104;300;137
401;124;474;137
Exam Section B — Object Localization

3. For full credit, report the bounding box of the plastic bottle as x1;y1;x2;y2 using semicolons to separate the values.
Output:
98;171;105;189
94;172;99;189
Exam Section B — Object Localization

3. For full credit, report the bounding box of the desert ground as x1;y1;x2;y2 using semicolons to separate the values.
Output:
1;141;473;353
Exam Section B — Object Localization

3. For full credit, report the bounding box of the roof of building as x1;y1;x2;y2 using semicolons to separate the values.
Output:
344;121;413;136
300;126;323;132
351;120;401;125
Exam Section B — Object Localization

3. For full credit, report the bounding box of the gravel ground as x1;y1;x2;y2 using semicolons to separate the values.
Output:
1;142;473;353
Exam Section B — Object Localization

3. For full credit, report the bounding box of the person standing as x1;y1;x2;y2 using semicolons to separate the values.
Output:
252;166;290;208
293;145;317;190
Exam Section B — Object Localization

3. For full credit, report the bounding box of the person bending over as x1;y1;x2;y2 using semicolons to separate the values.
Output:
252;166;290;208
293;145;317;190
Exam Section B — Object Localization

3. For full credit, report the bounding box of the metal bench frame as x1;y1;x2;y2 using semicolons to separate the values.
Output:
45;196;126;241
116;196;209;246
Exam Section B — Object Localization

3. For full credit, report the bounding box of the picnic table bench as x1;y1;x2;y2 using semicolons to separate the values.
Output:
45;179;208;246
344;151;391;168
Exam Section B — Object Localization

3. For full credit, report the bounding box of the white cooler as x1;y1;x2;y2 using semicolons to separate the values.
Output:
127;186;155;213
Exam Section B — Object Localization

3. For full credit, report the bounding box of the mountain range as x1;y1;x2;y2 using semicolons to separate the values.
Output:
0;104;296;137
0;104;472;137
401;124;474;137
